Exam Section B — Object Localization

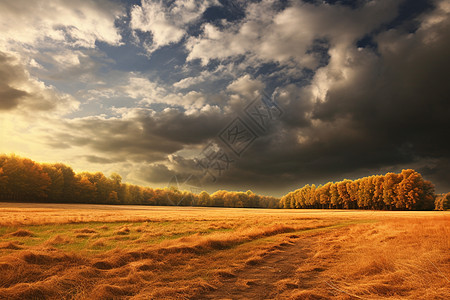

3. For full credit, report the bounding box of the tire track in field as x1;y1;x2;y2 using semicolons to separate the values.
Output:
193;233;324;300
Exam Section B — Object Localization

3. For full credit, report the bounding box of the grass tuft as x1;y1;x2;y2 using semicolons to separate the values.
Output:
9;229;34;237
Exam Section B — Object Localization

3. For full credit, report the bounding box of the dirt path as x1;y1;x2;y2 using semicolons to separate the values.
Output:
194;234;322;300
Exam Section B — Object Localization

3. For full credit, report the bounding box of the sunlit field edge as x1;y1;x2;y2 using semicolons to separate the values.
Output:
0;203;448;299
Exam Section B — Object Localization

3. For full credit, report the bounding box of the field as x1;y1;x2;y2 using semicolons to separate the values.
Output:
0;203;448;299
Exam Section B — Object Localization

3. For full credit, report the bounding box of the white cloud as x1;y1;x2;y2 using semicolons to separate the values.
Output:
0;0;123;50
130;0;218;54
173;75;206;90
0;1;124;97
52;51;86;68
84;74;209;110
173;65;232;89
186;0;400;68
419;0;450;31
227;74;264;98
124;76;167;100
125;75;207;109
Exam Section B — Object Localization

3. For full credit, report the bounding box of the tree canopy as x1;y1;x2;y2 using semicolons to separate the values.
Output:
0;154;443;210
0;154;278;208
280;170;436;210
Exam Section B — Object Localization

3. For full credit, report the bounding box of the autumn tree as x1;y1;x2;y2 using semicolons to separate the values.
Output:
318;183;331;209
330;183;340;208
383;173;401;209
435;192;450;210
280;169;435;210
197;191;211;206
0;154;437;210
75;175;97;202
337;180;351;209
373;176;384;209
0;155;50;201
42;164;64;202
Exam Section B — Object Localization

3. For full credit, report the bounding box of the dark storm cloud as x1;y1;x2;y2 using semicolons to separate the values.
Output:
50;0;449;195
0;85;28;110
0;52;78;113
419;158;450;194
181;0;450;194
0;53;30;111
133;163;177;184
47;107;229;166
83;155;116;164
53;116;181;162
141;108;228;144
309;7;450;179
3;0;448;196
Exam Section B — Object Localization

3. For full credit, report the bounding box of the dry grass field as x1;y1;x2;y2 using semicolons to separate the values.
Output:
0;203;448;299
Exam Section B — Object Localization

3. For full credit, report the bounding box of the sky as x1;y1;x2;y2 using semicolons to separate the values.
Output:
0;0;449;197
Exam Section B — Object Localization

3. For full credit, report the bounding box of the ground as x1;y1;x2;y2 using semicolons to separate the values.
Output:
0;203;448;299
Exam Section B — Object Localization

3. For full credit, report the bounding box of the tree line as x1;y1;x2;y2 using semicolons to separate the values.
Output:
0;154;278;208
280;169;437;210
434;192;450;211
0;154;446;210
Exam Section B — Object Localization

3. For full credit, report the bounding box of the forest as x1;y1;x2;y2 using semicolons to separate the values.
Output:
0;154;279;208
0;154;447;210
281;170;440;210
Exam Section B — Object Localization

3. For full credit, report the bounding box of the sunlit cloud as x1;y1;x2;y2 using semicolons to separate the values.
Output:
1;0;449;195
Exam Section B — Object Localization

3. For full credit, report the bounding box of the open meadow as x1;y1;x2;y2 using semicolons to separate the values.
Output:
0;203;448;299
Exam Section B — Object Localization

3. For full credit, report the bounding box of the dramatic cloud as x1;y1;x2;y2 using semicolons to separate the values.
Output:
1;0;449;195
0;0;123;50
131;0;218;53
0;51;79;113
186;0;400;67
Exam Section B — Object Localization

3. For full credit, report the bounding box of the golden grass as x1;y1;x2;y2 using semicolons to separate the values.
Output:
287;216;450;299
0;202;448;299
44;235;73;247
8;229;34;237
